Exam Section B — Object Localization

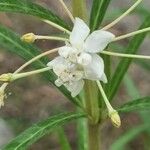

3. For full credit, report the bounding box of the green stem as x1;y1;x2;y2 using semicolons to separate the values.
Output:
12;67;50;81
35;35;69;42
101;0;142;30
43;20;71;34
101;50;150;59
0;47;59;96
84;80;100;150
96;81;113;111
72;0;87;20
88;124;100;150
14;47;59;74
113;27;150;41
84;81;100;123
58;0;74;22
72;1;100;150
96;81;121;128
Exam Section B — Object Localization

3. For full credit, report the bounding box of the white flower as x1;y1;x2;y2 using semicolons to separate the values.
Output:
58;17;115;82
47;17;115;97
47;56;84;97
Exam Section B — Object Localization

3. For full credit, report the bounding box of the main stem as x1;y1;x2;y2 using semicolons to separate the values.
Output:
88;123;100;150
72;0;87;20
72;1;101;149
84;81;100;150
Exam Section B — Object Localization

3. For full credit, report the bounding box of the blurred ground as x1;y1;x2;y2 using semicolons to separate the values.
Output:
0;0;150;150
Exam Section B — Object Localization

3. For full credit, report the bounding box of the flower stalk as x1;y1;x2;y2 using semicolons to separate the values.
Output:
101;50;150;59
96;81;121;128
58;0;74;22
101;0;142;30
21;33;69;43
42;19;71;34
32;35;69;42
11;67;50;81
113;27;150;41
0;47;59;106
15;47;59;73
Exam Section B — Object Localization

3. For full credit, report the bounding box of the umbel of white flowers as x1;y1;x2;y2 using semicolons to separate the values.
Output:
47;18;115;97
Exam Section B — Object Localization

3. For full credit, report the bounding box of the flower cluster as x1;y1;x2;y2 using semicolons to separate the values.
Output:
47;18;115;97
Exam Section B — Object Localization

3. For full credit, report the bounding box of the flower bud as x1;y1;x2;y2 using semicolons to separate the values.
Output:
21;33;36;43
109;110;121;128
0;86;5;108
0;73;13;82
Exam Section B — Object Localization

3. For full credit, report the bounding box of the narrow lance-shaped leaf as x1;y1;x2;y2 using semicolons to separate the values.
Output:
118;97;150;113
0;0;70;31
2;112;85;150
123;74;140;99
90;0;112;31
57;127;72;150
124;74;150;138
109;15;150;101
0;24;79;106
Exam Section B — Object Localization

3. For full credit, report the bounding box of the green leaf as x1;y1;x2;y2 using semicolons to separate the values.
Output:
118;97;150;113
0;24;80;106
109;15;150;100
123;74;140;99
110;124;149;150
90;0;112;31
0;0;70;31
2;112;85;150
57;127;71;150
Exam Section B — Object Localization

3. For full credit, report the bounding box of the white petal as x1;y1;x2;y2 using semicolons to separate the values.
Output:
58;46;74;58
77;52;92;66
70;18;90;48
65;80;84;97
47;56;67;75
84;30;115;53
71;71;84;81
47;56;63;68
101;73;108;83
84;54;104;80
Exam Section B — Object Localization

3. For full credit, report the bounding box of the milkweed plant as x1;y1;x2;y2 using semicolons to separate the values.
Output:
0;0;150;149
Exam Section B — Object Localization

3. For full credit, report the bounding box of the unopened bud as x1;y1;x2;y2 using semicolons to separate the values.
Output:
109;110;121;128
21;33;36;43
0;85;5;108
0;73;13;82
